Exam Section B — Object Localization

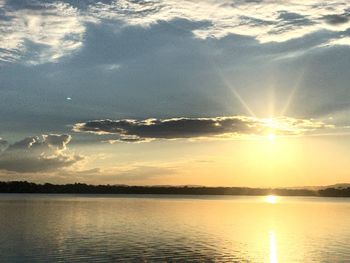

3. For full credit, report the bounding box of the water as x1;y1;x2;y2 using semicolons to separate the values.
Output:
0;194;349;262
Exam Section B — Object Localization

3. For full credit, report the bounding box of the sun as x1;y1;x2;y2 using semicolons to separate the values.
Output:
267;133;276;141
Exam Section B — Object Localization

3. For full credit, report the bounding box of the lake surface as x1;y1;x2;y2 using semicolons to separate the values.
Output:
0;194;349;262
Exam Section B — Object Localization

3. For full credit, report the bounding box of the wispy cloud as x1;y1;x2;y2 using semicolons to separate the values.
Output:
322;36;350;47
88;0;350;43
105;165;177;182
99;63;122;72
0;1;84;64
0;0;349;64
0;134;82;173
73;116;333;142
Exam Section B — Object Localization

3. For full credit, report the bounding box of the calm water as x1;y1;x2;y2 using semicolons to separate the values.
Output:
0;194;349;262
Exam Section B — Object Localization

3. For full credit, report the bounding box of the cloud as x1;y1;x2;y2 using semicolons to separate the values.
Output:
99;63;122;72
0;0;85;64
91;161;183;184
109;165;177;182
0;134;82;173
73;116;332;142
88;0;350;44
322;36;350;47
0;139;8;152
323;14;349;25
1;0;350;64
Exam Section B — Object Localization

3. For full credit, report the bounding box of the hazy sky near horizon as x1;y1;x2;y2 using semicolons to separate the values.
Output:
1;0;350;187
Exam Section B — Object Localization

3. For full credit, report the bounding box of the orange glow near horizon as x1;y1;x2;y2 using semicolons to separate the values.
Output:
62;127;350;188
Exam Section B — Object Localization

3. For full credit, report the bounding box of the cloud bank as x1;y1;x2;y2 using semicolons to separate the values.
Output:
0;134;82;173
73;116;332;142
1;0;350;64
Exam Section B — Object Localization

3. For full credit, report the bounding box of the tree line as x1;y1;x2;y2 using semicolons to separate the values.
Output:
0;181;349;197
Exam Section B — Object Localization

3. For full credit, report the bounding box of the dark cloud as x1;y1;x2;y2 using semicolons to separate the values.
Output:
74;117;256;141
42;134;71;150
73;116;331;142
278;11;314;26
0;134;82;173
323;14;349;25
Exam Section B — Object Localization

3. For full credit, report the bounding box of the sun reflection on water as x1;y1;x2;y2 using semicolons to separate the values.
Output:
269;230;278;263
265;195;278;204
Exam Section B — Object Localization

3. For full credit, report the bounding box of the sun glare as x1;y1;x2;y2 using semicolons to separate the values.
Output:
265;195;278;204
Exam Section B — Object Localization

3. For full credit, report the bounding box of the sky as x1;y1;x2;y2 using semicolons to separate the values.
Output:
1;0;350;187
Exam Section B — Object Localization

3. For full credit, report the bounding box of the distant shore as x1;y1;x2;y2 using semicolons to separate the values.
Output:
0;181;350;197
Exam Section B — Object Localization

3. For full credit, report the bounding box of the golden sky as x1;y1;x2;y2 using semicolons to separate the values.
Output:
1;0;350;186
